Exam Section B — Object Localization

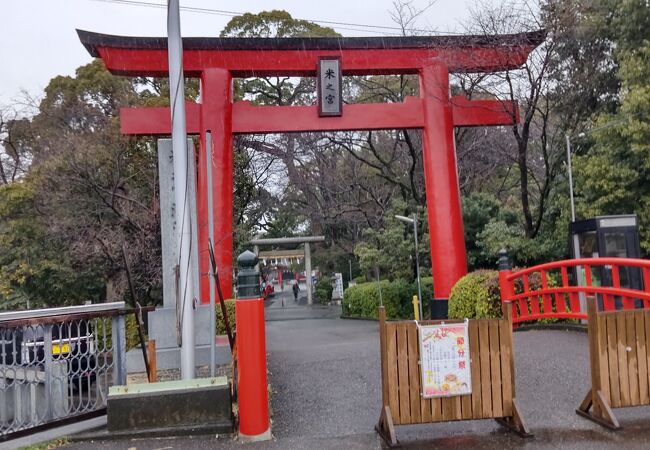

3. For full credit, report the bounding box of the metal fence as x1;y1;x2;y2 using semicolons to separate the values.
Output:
0;302;127;439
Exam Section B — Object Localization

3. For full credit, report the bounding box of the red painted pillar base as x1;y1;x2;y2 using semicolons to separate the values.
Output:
420;63;468;316
235;297;270;441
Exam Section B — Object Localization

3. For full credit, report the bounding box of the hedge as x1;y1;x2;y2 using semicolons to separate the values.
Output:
448;269;562;322
352;276;367;285
342;277;432;320
448;270;502;320
94;312;141;352
215;299;236;335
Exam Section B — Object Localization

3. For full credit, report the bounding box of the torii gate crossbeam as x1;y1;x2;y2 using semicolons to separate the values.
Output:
78;30;544;315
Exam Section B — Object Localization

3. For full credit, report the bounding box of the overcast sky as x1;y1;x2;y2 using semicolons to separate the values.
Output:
0;0;475;106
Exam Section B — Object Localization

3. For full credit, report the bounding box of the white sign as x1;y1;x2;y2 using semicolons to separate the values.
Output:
418;321;472;398
332;273;344;300
318;57;342;116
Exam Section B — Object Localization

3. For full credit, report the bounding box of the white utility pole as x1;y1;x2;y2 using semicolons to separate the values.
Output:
207;132;216;377
167;0;195;379
565;134;576;222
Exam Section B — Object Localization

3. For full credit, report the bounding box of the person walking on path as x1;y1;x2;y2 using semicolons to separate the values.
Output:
292;281;300;302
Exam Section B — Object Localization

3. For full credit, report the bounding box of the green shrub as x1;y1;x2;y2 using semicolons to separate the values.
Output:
449;270;502;320
215;299;237;335
94;312;141;351
314;277;334;304
343;279;412;319
342;277;434;320
448;269;567;323
125;314;141;350
353;276;367;284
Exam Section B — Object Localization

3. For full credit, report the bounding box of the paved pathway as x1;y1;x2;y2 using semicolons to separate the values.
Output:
58;288;650;449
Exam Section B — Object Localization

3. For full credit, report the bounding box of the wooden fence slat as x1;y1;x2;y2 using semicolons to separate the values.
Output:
499;318;513;417
452;395;463;421
643;309;650;402
421;394;433;423
635;311;649;405
489;320;503;417
616;312;631;406
596;311;611;405
406;323;421;423
441;395;454;421
397;323;411;423
587;300;602;416
469;320;482;419
431;394;443;422
479;320;492;417
379;308;389;409
420;366;433;424
626;312;640;405
429;326;442;422
412;322;432;423
461;389;472;420
386;323;400;423
461;320;473;421
607;314;621;408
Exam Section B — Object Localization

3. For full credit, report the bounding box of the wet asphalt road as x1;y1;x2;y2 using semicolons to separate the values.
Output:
62;287;650;449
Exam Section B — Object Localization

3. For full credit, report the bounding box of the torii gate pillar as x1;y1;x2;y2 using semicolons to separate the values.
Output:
198;68;234;302
420;63;467;316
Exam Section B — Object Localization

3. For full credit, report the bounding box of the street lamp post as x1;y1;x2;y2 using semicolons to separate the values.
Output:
395;214;423;320
565;134;577;223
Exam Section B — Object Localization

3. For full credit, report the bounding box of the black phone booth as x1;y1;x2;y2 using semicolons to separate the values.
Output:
569;214;642;291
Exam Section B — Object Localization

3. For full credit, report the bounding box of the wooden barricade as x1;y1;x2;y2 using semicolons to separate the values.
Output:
577;298;650;429
376;303;529;446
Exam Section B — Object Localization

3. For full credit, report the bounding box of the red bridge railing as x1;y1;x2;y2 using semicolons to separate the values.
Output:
497;251;650;324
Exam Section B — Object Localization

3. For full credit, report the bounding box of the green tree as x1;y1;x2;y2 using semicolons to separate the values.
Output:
2;60;164;307
354;200;430;281
0;181;102;310
575;34;650;252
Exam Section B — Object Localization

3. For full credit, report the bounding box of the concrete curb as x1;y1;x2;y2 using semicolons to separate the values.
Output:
1;416;107;450
514;322;587;333
68;424;234;442
340;315;378;321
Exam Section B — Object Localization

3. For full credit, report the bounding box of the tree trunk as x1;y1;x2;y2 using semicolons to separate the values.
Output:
105;269;127;303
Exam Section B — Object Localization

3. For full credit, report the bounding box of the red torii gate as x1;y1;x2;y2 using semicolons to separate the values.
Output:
78;30;544;313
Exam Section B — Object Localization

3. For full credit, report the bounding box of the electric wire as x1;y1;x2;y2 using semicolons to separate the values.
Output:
88;0;459;36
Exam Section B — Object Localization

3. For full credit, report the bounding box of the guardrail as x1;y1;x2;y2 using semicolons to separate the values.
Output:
498;252;650;324
0;302;128;440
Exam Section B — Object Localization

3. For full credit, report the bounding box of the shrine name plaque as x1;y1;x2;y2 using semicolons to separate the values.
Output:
317;56;342;117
